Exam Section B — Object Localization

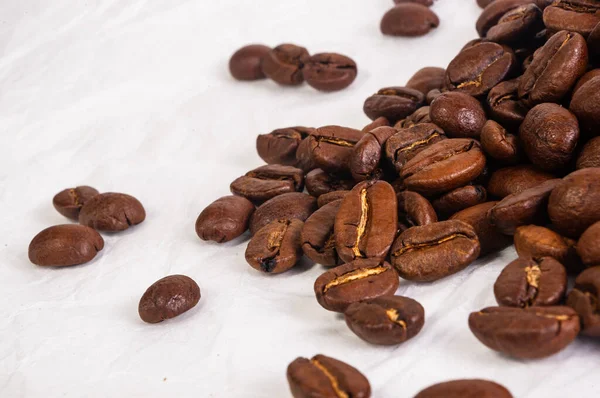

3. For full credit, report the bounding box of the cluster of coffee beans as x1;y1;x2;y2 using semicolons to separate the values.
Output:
381;0;440;37
229;44;358;91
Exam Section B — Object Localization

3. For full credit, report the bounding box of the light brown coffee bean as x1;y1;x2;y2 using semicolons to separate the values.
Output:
514;225;581;273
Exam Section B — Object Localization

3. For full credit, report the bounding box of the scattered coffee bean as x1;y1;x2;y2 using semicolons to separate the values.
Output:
577;137;600;170
430;92;487;138
245;219;304;274
28;224;104;267
397;191;438;228
570;76;600;137
487;165;555;198
261;44;310;86
567;266;600;337
229;44;271;81
406;67;446;95
380;4;440;37
349;126;396;181
317;190;350;208
486;4;544;44
302;53;358;92
514;225;581;273
305;169;355;197
249;192;317;235
577;222;600;267
477;0;537;37
138;275;200;324
414;379;514;398
543;1;600;37
480;120;521;164
363;87;425;123
307;126;364;175
195;195;255;243
302;200;343;267
486;78;528;129
230;164;304;203
256;126;313;166
52;186;99;220
384;123;446;173
79;192;146;232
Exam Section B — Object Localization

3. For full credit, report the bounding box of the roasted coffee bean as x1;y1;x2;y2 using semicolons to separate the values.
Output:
362;117;390;133
363;87;425;123
543;0;600;37
395;106;432;129
287;354;371;398
380;4;440;37
350;127;397;181
577;137;600;169
514;225;581;272
548;168;600;238
302;53;358;92
385;123;445;173
52;186;99;220
567;266;600;337
138;275;200;324
572;69;600;95
430;92;487;138
344;295;425;345
401;139;486;196
256;126;313;166
314;259;399;312
79;192;146;232
28;224;104;267
295;136;318;172
589;21;600;60
230;164;304;203
486;78;528;129
432;185;488;219
307;126;364;175
397;191;438;228
480;120;521;164
229;44;270;81
302;200;342;267
261;44;310;85
487;4;543;44
578;222;600;266
317;191;350;208
487;165;555;198
305;169;355;197
414;379;514;398
406;67;446;95
477;0;537;37
249;192;317;235
395;0;434;5
468;306;580;359
334;181;397;263
195;195;255;243
426;88;443;104
390;220;480;282
570;76;600;137
245;219;304;274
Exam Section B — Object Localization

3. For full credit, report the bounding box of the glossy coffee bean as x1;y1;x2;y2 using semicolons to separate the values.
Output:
567;266;600;337
228;44;270;81
195;195;255;243
261;44;310;86
138;275;200;324
486;78;528;128
384;123;445;173
468;306;580;359
451;202;512;256
307;126;364;175
28;224;104;267
52;186;99;220
305;169;355;197
406;67;446;95
303;53;358;92
570;76;600;137
476;0;537;37
487;165;555;198
249;192;317;235
256;126;313;166
395;106;433;128
350;126;397;181
363;87;425;123
245;219;304;274
577;137;600;170
578;222;600;267
486;4;543;44
362;116;390;133
432;185;488;219
397;191;437;229
572;69;600;96
480;120;521;164
295;136;318;172
543;1;600;37
430;92;487;138
414;379;513;398
230;164;304;203
514;225;581;272
79;192;146;232
380;4;440;37
314;259;399;313
301;200;342;267
344;295;425;345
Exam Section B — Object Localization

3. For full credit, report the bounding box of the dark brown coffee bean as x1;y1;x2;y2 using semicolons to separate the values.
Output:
317;191;350;208
314;259;399;312
406;67;446;95
295;136;318;173
432;185;488;219
577;137;600;170
380;4;440;37
245;219;304;274
486;78;528;128
350;127;397;181
570;76;600;137
414;379;514;398
230;164;304;203
52;186;99;220
363;87;425;123
335;181;398;263
430;92;487;138
426;88;443;104
487;165;555;198
589;21;600;60
344;295;425;345
395;106;433;129
397;191;438;228
567;266;600;336
480;120;522;164
138;275;200;324
572;69;600;96
307;126;364;175
302;200;342;267
287;354;371;398
361;116;390;133
249;192;317;235
305;169;355;197
486;4;543;44
543;1;600;37
390;220;480;282
477;0;537;37
578;222;600;267
394;0;434;5
79;192;146;232
514;225;581;272
195;195;255;243
229;44;270;81
28;224;104;267
261;44;310;86
385;123;445;173
302;53;358;92
256;126;313;166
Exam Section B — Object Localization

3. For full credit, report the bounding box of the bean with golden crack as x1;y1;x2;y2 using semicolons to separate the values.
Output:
245;219;303;274
385;123;446;173
52;186;99;220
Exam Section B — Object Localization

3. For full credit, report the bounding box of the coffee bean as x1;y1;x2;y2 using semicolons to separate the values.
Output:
52;186;99;220
414;379;514;398
397;191;438;228
138;275;200;324
486;4;543;44
395;106;433;129
79;192;146;232
487;165;555;198
307;126;364;175
589;21;600;60
432;185;488;219
261;44;310;86
302;200;343;267
487;78;528;129
577;137;600;170
28;224;104;267
514;225;581;272
476;0;537;37
395;0;434;5
229;44;270;81
305;169;355;197
384;123;446;173
334;181;397;263
430;92;487;138
577;222;600;267
245;219;304;274
256;126;313;166
314;259;399;312
543;1;600;37
363;87;425;123
480;120;522;164
406;67;446;95
344;295;425;345
350;126;397;181
249;192;317;235
390;220;480;282
287;354;371;398
570;76;600;137
567;266;600;337
572;69;600;96
295;136;319;173
380;4;440;37
425;88;443;104
302;53;357;92
195;195;255;243
362;116;390;133
317;191;350;208
469;306;580;359
230;164;304;203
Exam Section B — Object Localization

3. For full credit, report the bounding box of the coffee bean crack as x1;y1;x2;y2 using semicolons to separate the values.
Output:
385;308;408;329
323;266;389;293
352;188;369;258
260;220;289;273
310;359;349;398
392;233;473;256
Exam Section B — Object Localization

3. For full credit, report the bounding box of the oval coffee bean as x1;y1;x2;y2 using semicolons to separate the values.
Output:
476;0;534;37
380;4;440;37
301;200;343;267
486;4;543;44
249;192;317;235
307;126;364;175
314;259;399;313
362;116;390;133
430;92;487;138
52;186;99;220
384;123;446;173
363;87;425;123
390;220;480;282
577;137;600;169
414;379;514;398
305;169;355;197
397;191;437;228
570;76;600;137
468;306;580;359
261;44;310;85
287;354;371;398
28;224;104;267
486;78;528;128
256;126;313;166
245;219;303;274
344;295;425;345
195;195;255;243
395;106;433;129
480;120;521;164
543;1;600;37
487;165;555;198
577;222;600;267
514;225;581;273
406;66;446;95
230;164;304;203
567;266;600;337
228;44;270;81
432;185;488;219
302;53;357;92
350;126;396;181
317;190;349;208
79;192;146;232
138;275;200;324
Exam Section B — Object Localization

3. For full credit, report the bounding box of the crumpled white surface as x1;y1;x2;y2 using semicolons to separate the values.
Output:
1;1;598;397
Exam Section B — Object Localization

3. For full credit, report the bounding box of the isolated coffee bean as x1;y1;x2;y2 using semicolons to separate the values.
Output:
406;67;446;95
577;222;600;267
362;117;390;133
287;354;371;398
295;136;318;172
414;379;514;398
249;192;317;235
390;220;480;282
363;87;425;123
261;44;310;85
543;1;600;37
514;225;581;272
567;266;600;337
28;224;104;267
229;44;270;81
52;186;99;220
314;259;399;313
256;126;313;166
230;164;304;203
245;219;304;274
195;195;255;243
384;123;446;173
486;4;543;44
577;137;600;170
380;4;440;37
486;78;528;128
79;192;146;232
468;306;580;359
430;92;487;138
308;126;364;175
302;200;342;267
480;120;521;164
487;165;555;198
570;77;600;137
344;295;425;345
138;275;200;324
432;185;488;219
397;191;437;229
477;0;538;37
305;169;355;197
451;202;512;256
350;126;397;181
395;106;433;128
317;191;350;208
303;53;358;92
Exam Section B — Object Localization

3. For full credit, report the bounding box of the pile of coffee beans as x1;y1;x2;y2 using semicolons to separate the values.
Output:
381;1;440;37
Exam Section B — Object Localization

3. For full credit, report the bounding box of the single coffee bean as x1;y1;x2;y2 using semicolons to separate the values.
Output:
390;220;480;282
344;295;425;345
249;192;317;235
261;44;310;86
578;222;600;267
477;0;538;37
567;266;600;337
380;4;440;37
432;185;488;219
384;123;446;173
487;4;543;44
230;164;304;203
362;116;390;133
577;137;600;169
570;76;600;137
302;200;343;267
28;224;104;267
572;69;600;96
307;126;364;175
548;168;600;238
245;219;304;274
256;126;313;166
52;186;99;220
195;195;255;243
363;87;425;123
350;126;397;181
480;120;522;164
79;192;145;232
228;44;270;81
543;1;600;37
486;78;528;129
406;67;446;95
138;275;200;324
317;191;349;208
395;0;434;5
302;53;358;92
287;354;371;398
430;92;487;138
514;225;581;272
487;165;555;198
295;136;318;172
305;169;355;197
414;379;514;398
335;180;398;263
397;191;438;228
395;106;433;129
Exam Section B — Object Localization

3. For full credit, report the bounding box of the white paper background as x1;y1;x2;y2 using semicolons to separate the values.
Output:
1;1;598;397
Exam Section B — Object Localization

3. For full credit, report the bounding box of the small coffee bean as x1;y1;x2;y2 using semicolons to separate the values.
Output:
249;192;317;235
380;4;440;37
477;0;537;37
567;266;600;337
295;136;318;172
577;222;600;267
228;44;270;81
414;379;514;398
487;165;555;198
406;67;446;95
245;219;303;274
480;120;522;164
570;76;600;137
572;69;600;96
363;87;425;123
451;202;512;256
195;195;255;243
397;191;438;228
256;126;313;166
28;224;104;267
302;200;343;267
230;164;304;203
138;275;200;324
261;44;310;86
384;123;446;173
317;190;350;208
395;106;433;129
486;4;543;44
430;92;487;138
79;192;146;232
350;126;397;181
486;78;528;128
577;137;600;170
52;186;99;220
543;1;600;37
362;116;390;133
432;185;488;219
302;53;357;92
307;126;364;175
514;225;581;272
305;169;355;197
